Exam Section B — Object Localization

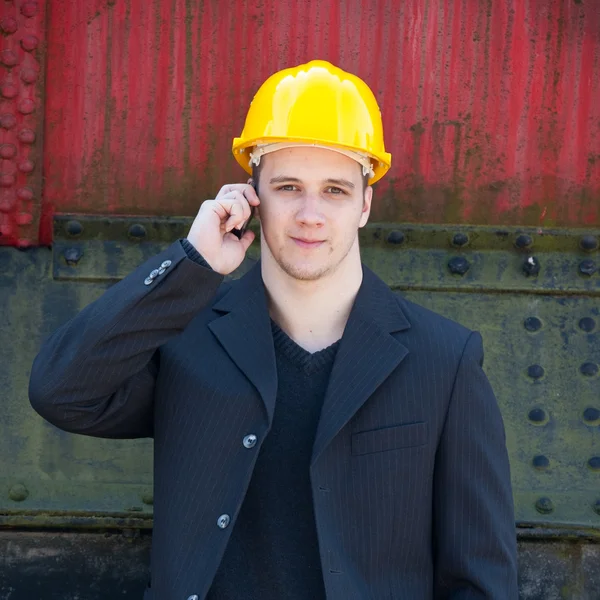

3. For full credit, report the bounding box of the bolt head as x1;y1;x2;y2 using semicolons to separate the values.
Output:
532;455;550;469
579;259;597;276
9;484;29;502
515;234;533;249
580;235;598;252
581;362;599;377
387;230;405;245
527;365;545;379
522;256;541;276
448;256;470;275
524;317;542;332
128;223;147;240
535;497;554;514
452;232;469;247
528;408;547;424
64;247;82;265
66;220;83;236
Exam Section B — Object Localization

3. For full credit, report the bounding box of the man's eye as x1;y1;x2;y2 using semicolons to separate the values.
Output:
278;185;298;192
326;187;345;195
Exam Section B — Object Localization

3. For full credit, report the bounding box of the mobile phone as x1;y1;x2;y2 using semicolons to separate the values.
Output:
231;182;257;239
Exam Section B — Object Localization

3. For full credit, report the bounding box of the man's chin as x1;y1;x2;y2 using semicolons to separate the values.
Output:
278;259;331;282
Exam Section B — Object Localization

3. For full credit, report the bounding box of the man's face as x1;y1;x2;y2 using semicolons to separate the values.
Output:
255;146;373;282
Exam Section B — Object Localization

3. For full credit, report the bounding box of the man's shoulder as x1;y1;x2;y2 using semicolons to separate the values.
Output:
394;291;474;346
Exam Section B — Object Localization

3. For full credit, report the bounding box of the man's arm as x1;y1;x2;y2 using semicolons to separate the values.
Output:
29;239;223;439
433;331;518;599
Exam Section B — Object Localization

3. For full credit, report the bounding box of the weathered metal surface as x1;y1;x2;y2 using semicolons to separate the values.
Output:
0;530;598;599
40;0;600;249
0;0;46;248
1;221;598;531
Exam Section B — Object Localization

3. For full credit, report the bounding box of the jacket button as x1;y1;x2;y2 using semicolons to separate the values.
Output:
187;596;199;600
161;260;172;268
149;268;160;279
144;277;154;285
217;514;230;529
243;434;257;448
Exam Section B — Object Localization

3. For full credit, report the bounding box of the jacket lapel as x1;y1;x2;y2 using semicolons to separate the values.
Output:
311;265;411;466
208;261;278;426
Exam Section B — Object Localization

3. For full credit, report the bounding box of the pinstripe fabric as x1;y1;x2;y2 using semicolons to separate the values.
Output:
29;240;518;600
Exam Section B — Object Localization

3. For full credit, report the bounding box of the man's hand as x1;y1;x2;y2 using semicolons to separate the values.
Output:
186;183;260;275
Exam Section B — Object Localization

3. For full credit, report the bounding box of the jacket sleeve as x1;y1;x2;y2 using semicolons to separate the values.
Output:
28;239;224;440
432;331;518;599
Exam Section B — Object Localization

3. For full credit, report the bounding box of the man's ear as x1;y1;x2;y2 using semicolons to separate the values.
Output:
359;186;373;228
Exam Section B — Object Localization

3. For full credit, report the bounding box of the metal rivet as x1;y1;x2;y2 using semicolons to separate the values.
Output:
523;256;540;277
243;434;257;448
17;99;35;115
141;493;153;505
18;160;34;173
144;277;154;285
64;247;82;265
15;212;33;225
535;497;554;514
20;35;39;52
528;365;545;379
0;18;18;34
0;192;15;212
217;514;231;529
581;235;599;252
588;457;600;471
17;186;33;201
0;144;16;159
66;220;83;236
532;455;549;470
524;317;542;332
1;49;18;67
0;173;15;187
448;256;470;275
387;230;405;245
579;259;597;276
515;234;533;249
528;408;547;423
452;232;469;247
9;484;29;502
0;113;16;129
581;362;599;377
1;83;18;99
21;2;39;17
18;128;36;144
579;317;596;332
20;68;37;84
128;223;146;240
583;407;600;423
594;500;600;516
161;260;172;269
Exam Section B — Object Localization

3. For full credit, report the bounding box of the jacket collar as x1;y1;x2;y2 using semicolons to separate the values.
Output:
208;260;411;463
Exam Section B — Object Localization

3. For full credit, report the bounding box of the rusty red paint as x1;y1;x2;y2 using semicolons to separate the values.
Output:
37;1;600;247
0;0;44;247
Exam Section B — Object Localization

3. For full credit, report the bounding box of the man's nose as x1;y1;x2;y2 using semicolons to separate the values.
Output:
296;194;325;225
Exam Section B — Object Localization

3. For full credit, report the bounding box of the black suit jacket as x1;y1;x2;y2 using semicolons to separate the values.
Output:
29;239;518;600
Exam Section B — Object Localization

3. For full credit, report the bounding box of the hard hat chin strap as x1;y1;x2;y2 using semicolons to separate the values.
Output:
248;143;375;179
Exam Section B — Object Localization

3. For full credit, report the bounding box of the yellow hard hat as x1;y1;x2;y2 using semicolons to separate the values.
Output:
232;60;392;185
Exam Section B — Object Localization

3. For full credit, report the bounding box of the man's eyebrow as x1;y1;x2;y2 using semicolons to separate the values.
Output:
325;178;355;189
268;175;355;189
269;175;302;184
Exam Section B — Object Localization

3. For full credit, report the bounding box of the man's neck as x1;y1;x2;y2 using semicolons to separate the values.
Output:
261;252;363;353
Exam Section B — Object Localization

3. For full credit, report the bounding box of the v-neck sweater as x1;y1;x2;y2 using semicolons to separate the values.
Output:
207;319;340;600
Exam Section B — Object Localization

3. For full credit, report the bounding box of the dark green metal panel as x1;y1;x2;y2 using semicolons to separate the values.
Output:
1;216;598;532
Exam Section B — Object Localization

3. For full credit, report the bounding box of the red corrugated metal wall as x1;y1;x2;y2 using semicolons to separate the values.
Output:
41;0;600;244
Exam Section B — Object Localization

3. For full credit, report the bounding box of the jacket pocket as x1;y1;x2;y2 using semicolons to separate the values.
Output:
351;421;428;456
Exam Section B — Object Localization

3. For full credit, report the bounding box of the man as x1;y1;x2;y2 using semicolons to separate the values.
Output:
29;60;518;599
